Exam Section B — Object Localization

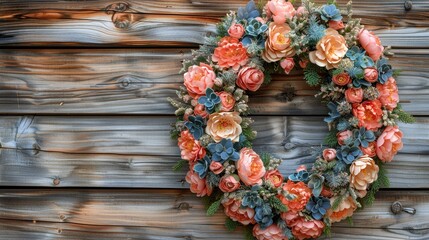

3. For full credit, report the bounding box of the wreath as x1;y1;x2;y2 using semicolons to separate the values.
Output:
169;0;414;239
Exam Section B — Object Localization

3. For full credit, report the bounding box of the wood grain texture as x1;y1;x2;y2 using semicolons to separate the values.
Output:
0;116;427;188
1;48;427;115
0;189;428;239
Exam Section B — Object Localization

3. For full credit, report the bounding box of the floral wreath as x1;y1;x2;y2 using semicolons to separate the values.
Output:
169;0;414;239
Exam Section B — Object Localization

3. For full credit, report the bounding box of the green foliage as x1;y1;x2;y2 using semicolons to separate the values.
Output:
307;16;326;46
331;194;345;210
225;217;239;231
392;69;402;78
244;225;257;240
324;129;338;147
261;153;271;168
346;216;354;226
322;224;332;237
170;128;180;140
207;199;222;216
242;127;257;142
172;159;188;172
304;63;323;86
360;159;390;207
393;104;415;124
269;196;288;212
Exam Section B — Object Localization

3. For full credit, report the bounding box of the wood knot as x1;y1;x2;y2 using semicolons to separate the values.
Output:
105;2;130;14
276;87;295;102
404;0;413;11
53;177;61;186
112;12;133;29
177;202;190;210
284;142;296;150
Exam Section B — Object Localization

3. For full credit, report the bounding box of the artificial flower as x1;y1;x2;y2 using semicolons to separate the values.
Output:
359;29;384;61
376;77;399;110
352;100;383;131
345;87;364;103
212;36;248;70
262;22;295;62
218;91;236;111
278;180;311;212
237;148;266;186
236;67;265;91
265;0;296;24
337;130;353;145
253;224;288;240
219;175;240;192
360;141;377;157
328;20;344;30
185;170;212;197
184;63;215;98
280;57;295;74
309;28;348;70
332;72;352;86
178;130;206;162
327;196;357;223
222;198;255;225
350;155;379;196
206;112;242;142
376;126;403;162
281;211;324;240
323;148;337;161
228;23;245;39
209;161;224;174
264;170;284;188
364;67;379;83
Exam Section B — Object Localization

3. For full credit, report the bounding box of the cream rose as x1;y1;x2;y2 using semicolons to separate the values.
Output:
350;155;379;197
309;28;348;70
206;112;242;142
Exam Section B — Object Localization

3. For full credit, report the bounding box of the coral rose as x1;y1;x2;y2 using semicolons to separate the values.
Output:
212;36;248;70
377;77;399;110
309;28;348;70
332;73;351;86
337;130;353;145
178;130;206;162
327;196;357;223
359;29;384;61
360;141;377;157
352;100;383;131
278;180;311;212
376;126;403;162
345;87;364;103
184;63;216;98
280;57;295;74
228;23;244;39
236;148;266;186
218;91;236;111
364;67;378;83
323;148;337;161
193;104;209;118
185;170;212;197
209;161;224;174
219;175;240;192
222;198;255;225
253;224;288;240
262;22;295;62
282;211;324;240
206;112;242;142
329;20;344;30
264;170;284;188
350;155;379;196
236;67;265;91
265;0;296;24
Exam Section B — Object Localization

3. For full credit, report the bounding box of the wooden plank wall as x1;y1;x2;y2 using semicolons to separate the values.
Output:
1;0;428;239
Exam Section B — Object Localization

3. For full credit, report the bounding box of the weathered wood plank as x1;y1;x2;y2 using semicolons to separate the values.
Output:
0;116;427;188
0;48;427;115
0;189;427;239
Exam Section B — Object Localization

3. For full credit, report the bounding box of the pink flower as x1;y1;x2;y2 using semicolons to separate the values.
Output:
337;130;353;145
345;88;364;103
184;63;215;98
178;130;206;162
296;6;306;16
264;170;284;188
219;175;240;192
376;126;403;162
329;20;345;30
280;58;295;74
361;141;377;157
359;29;384;61
296;165;307;172
223;198;255;225
253;224;288;240
281;212;324;240
212;37;248;70
299;59;308;68
228;23;245;39
209;161;224;174
185;170;212;197
236;148;266;186
218;91;236;112
193;104;209;118
377;77;399;110
332;73;351;86
323;148;337;161
278;181;311;212
236;67;265;91
364;67;379;83
265;0;296;24
352;100;383;131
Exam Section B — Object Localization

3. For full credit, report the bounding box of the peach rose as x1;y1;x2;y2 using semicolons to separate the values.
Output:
350;155;379;196
280;57;295;74
321;186;334;198
212;36;248;70
193;104;209;118
332;73;351;86
219;175;240;192
265;0;296;24
345;87;364;103
296;165;307;172
218;91;236;111
223;198;255;225
309;28;348;70
264;170;284;188
236;67;265;91
327;196;357;223
329;20;344;30
185;170;212;197
282;211;324;240
209;161;224;174
323;148;337;161
184;63;215;98
352;100;383;131
359;29;384;61
228;23;245;39
376;77;399;110
376;126;403;162
236;148;266;186
253;224;288;240
299;59;308;68
364;67;378;83
278;180;311;212
206;112;242;142
337;130;353;145
262;22;295;62
360;141;377;157
178;130;206;162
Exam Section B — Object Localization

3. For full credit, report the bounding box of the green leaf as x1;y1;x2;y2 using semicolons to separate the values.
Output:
261;153;271;168
269;196;288;212
207;199;222;216
244;225;257;240
324;129;338;147
172;159;188;172
225;217;239;232
393;104;415;124
331;194;345;210
346;216;354;226
304;63;322;86
392;69;402;78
